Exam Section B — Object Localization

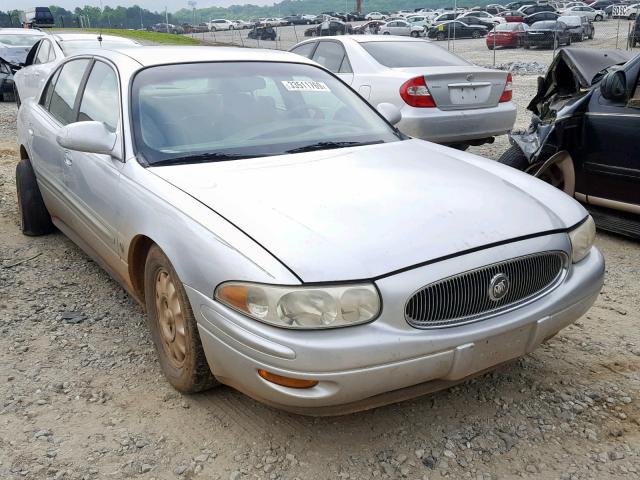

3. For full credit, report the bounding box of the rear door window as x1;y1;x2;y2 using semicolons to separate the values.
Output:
40;67;61;109
311;41;348;73
48;59;90;126
34;40;51;64
290;42;316;58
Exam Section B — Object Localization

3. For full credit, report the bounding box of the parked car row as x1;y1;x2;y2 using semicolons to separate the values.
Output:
9;28;606;414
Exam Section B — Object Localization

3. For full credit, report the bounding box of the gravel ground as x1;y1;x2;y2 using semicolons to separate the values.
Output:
1;56;639;480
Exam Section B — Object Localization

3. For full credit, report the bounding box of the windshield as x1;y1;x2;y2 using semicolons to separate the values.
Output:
360;41;469;68
0;34;43;47
60;39;139;55
131;62;401;165
558;16;580;25
531;21;558;28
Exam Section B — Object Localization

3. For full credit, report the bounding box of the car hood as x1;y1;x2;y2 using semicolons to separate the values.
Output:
151;140;586;282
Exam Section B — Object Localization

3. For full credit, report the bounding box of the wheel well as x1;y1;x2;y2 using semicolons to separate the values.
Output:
128;235;155;305
19;145;29;160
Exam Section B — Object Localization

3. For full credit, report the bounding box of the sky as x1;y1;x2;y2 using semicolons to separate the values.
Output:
1;0;276;12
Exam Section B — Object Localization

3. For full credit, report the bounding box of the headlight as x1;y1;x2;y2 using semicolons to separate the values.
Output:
215;282;380;329
569;215;596;263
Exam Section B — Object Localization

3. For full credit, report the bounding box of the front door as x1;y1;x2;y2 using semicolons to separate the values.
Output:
63;59;124;260
582;61;640;210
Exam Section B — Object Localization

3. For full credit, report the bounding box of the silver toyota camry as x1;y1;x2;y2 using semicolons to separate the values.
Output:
15;46;604;415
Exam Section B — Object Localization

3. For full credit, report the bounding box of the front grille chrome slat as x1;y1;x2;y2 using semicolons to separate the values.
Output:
405;251;568;329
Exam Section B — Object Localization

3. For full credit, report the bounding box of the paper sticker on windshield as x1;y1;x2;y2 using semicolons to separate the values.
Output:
281;80;330;92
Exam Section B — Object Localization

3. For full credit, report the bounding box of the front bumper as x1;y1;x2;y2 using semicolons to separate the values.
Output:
187;234;604;415
397;101;517;144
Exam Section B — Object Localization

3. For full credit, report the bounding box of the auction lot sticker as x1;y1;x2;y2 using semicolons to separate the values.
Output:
282;80;330;92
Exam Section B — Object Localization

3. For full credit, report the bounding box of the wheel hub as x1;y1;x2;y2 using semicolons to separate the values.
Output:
155;269;187;367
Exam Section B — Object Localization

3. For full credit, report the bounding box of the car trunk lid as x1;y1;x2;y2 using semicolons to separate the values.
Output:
396;66;508;110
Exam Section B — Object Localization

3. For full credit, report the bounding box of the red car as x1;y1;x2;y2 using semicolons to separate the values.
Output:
500;10;526;22
486;22;528;48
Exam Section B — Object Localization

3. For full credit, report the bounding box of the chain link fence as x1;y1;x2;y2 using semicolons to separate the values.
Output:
186;7;640;73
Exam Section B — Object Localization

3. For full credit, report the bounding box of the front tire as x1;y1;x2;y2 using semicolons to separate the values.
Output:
15;158;54;236
595;14;602;21
410;30;419;37
144;245;217;393
498;145;529;171
472;30;481;38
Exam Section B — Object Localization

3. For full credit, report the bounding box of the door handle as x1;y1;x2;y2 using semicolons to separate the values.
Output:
63;151;73;166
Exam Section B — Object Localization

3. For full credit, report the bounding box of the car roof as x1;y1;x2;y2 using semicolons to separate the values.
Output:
314;35;433;44
82;46;318;67
0;28;47;35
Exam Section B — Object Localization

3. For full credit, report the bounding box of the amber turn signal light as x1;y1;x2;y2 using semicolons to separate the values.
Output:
258;370;318;389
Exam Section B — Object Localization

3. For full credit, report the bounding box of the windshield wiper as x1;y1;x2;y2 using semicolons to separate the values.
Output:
149;152;261;167
285;140;382;154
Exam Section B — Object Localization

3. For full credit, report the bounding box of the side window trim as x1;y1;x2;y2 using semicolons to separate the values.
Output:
76;57;125;157
314;40;351;74
72;59;96;123
34;39;48;64
45;58;92;127
39;66;61;109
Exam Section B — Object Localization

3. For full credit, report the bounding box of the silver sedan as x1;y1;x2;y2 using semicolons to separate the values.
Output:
16;46;603;415
290;35;517;149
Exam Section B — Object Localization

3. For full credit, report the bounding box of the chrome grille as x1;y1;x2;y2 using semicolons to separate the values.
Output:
405;251;568;329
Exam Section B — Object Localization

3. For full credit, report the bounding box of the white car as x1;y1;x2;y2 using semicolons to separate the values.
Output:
290;36;516;148
260;17;285;26
405;15;432;28
207;19;236;30
458;11;506;24
0;29;46;65
562;6;605;20
13;33;140;105
395;10;415;17
623;3;640;19
379;20;425;37
365;12;387;20
234;20;253;29
432;12;460;24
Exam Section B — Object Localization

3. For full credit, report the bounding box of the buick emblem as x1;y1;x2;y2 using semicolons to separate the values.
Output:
488;273;510;302
466;73;474;82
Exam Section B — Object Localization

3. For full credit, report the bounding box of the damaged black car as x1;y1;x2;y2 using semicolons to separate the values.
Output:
500;48;640;238
0;59;18;102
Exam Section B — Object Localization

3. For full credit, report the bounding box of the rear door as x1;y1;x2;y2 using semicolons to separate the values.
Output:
582;62;640;209
28;58;90;219
395;21;411;35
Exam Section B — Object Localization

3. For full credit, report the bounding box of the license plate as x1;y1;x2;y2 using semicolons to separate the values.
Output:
449;86;486;105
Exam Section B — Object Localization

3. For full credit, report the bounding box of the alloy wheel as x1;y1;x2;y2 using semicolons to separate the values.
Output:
154;268;187;368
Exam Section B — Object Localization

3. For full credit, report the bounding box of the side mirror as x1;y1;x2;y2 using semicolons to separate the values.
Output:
600;70;627;102
376;102;402;125
56;121;122;160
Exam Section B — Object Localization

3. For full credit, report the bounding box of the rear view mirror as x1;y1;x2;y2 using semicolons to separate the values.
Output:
376;102;402;125
56;121;122;160
600;70;627;102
